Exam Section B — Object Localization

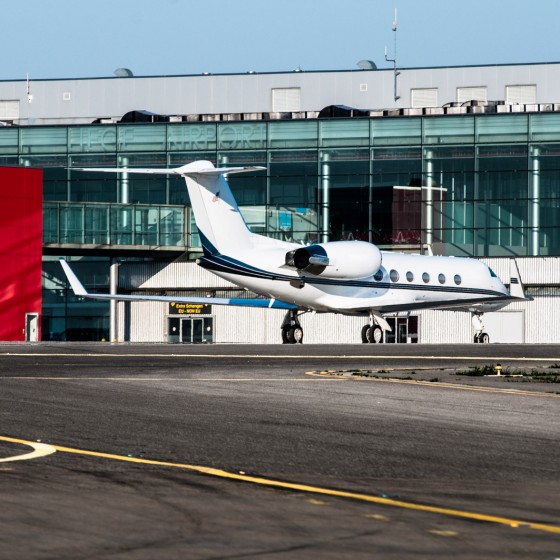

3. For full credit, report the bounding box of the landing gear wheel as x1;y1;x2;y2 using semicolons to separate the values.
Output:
474;332;490;344
286;325;303;344
281;309;305;344
361;324;370;343
372;325;383;343
365;325;383;343
479;332;490;344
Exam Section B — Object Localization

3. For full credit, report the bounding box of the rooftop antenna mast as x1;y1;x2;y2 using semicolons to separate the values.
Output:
26;73;33;103
384;8;400;102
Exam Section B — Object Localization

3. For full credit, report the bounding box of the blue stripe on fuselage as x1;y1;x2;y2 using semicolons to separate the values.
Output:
197;254;506;299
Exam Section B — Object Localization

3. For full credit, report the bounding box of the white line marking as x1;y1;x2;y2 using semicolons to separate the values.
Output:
0;377;340;381
0;352;559;362
0;441;57;463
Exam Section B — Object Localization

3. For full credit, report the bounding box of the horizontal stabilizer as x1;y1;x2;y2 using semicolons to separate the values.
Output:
59;259;295;310
71;161;265;177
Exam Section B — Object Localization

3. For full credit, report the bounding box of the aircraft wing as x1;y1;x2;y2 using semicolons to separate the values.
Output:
59;258;296;310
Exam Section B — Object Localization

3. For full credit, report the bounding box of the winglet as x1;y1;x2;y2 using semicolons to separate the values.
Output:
509;259;529;299
59;258;88;296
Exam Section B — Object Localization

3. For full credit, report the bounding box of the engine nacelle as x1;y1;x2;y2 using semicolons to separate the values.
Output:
285;241;382;279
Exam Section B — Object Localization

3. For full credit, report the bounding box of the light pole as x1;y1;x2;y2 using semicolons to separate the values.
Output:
384;8;400;103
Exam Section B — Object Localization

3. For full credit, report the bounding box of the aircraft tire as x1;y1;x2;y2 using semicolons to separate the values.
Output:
479;332;490;343
365;325;383;343
292;326;304;344
286;325;303;344
361;324;370;343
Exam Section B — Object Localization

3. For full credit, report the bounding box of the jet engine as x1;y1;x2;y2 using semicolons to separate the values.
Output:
285;241;382;279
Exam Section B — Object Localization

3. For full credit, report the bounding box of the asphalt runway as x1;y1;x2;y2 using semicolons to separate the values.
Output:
0;343;559;559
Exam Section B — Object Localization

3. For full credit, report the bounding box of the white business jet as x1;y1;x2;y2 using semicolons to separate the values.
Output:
60;160;530;344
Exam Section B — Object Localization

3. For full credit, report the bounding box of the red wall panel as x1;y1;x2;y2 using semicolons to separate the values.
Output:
0;167;43;341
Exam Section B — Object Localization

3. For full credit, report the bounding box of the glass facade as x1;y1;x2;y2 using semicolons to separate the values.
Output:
43;202;185;247
2;113;559;256
2;112;560;339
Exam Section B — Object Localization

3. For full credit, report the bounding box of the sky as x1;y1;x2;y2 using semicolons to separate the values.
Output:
2;0;559;81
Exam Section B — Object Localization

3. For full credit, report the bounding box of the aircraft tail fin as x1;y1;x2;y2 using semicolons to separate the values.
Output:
176;161;264;256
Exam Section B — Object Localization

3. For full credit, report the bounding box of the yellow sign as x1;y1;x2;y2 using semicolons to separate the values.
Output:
169;302;212;315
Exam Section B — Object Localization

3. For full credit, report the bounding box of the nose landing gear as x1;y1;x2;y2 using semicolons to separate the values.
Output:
472;312;490;343
281;309;304;344
361;312;389;343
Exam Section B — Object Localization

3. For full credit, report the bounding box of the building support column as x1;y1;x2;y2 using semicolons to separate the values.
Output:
109;259;118;342
531;146;540;256
119;157;130;242
424;149;434;249
119;156;130;204
321;153;330;243
368;180;373;244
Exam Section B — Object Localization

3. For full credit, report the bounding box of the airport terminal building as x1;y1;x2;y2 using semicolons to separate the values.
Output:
2;62;560;343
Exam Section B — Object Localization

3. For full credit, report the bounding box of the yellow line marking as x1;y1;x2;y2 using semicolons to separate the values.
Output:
306;498;329;506
429;529;459;537
1;373;554;395
0;437;57;463
306;372;560;397
365;513;391;522
1;352;559;362
0;435;558;535
305;370;348;379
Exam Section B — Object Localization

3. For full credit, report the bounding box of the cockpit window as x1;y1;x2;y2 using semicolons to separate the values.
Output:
488;267;498;277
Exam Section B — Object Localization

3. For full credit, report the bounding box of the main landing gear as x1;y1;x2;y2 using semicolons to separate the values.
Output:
361;314;384;344
361;323;383;343
281;309;304;344
472;312;490;344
